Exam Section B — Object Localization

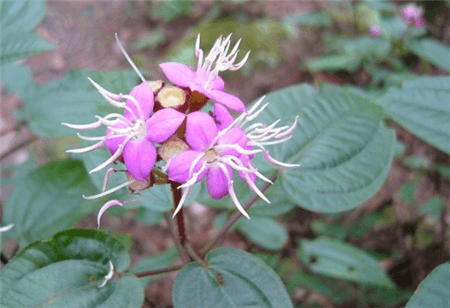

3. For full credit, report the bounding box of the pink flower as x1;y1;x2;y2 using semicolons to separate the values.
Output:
369;25;382;37
402;3;424;25
166;98;298;218
63;79;185;182
159;34;250;112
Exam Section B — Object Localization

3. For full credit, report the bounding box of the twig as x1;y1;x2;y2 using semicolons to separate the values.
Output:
0;121;26;138
0;135;38;162
1;252;9;265
201;171;279;253
134;264;184;278
185;242;207;267
163;212;189;263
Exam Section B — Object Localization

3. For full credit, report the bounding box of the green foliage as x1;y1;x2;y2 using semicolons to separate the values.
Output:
0;229;144;308
2;160;100;244
238;217;288;251
407;39;450;73
253;84;395;213
283;12;331;27
0;0;54;65
298;238;395;287
381;76;450;154
420;195;445;222
405;263;450;308
0;64;141;137
172;247;293;308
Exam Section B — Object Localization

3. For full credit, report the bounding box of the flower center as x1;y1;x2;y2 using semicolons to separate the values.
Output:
133;120;147;140
205;147;220;163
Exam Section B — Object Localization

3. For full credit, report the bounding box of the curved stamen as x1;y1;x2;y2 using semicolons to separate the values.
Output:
172;185;191;218
89;134;135;174
61;120;102;130
77;133;105;141
98;90;139;121
122;94;145;121
67;139;106;154
217;162;250;219
178;160;208;189
83;180;134;200
88;77;123;101
98;261;114;288
115;33;147;84
274;116;298;139
215;144;262;156
263;150;299;168
244;172;270;203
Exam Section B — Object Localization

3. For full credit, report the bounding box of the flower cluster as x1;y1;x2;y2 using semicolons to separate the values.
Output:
402;3;424;28
63;33;298;225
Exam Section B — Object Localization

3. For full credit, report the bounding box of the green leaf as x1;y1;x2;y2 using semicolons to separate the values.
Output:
310;221;346;240
0;65;140;137
2;160;100;244
255;84;395;213
305;54;361;72
399;182;416;205
0;31;54;65
420;195;445;222
298;238;394;287
134;207;165;225
237;217;288;250
151;0;192;22
405;263;450;308
403;155;431;170
1;0;47;32
380;76;450;154
283;12;331;27
407;39;450;72
0;229;144;308
173;247;293;308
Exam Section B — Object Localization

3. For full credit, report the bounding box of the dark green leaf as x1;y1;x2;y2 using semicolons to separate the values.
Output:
173;247;293;308
298;238;394;287
380;76;450;154
399;182;416;205
238;217;288;250
2;160;100;243
407;39;450;72
1;0;47;32
305;54;361;72
310;221;346;240
405;263;450;308
255;84;395;213
0;32;54;65
0;229;144;308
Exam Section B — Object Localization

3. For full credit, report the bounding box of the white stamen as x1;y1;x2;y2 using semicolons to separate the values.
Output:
122;94;145;120
77;133;105;141
88;77;123;101
274;116;298;139
115;33;146;84
102;168;116;191
89;134;134;174
244;172;270;203
215;144;262;155
66;139;106;154
61;120;102;130
98;261;114;288
0;224;14;233
84;180;134;200
172;185;191;218
217;162;250;219
263;150;299;168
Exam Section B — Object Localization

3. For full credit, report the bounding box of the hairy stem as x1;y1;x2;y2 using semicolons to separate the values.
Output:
201;171;278;253
134;264;184;278
163;212;190;263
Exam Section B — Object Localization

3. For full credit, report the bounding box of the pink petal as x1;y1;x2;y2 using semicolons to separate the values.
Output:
213;103;233;130
123;139;156;181
217;127;248;157
211;75;225;91
168;150;207;184
209;90;246;112
125;82;154;120
105;123;127;155
159;62;196;88
206;164;232;199
186;111;218;151
146;108;186;143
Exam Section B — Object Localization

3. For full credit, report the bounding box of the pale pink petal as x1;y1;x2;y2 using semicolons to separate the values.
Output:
123;139;156;181
168;150;207;184
206;164;232;199
217;127;248;157
186;111;218;151
105;122;127;155
146;108;186;143
211;76;225;91
213;103;233;130
159;62;196;88
209;90;246;112
125;82;154;120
